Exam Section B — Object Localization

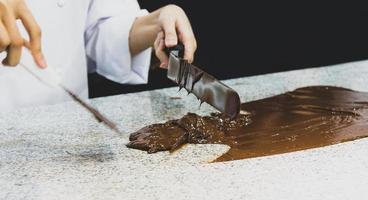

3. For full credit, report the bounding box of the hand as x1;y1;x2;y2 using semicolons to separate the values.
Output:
154;5;197;68
0;0;46;68
129;5;196;68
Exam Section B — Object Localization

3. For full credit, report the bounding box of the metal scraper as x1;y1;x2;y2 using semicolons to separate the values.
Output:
165;44;241;119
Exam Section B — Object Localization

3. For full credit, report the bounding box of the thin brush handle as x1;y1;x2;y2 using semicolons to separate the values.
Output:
19;62;123;134
60;85;122;134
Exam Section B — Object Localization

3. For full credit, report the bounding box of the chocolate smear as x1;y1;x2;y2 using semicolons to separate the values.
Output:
127;86;368;162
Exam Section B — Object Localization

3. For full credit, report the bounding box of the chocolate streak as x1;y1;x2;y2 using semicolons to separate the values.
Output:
127;86;368;162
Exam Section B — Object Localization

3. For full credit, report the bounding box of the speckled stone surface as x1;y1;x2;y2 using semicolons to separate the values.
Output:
1;60;368;200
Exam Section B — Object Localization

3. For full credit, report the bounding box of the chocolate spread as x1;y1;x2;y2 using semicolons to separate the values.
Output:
127;86;368;162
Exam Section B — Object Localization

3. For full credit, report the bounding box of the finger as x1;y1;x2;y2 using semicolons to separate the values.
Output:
155;39;169;68
181;34;197;63
2;12;23;66
183;41;195;63
176;20;197;63
161;18;178;47
154;31;164;48
17;5;47;68
0;21;10;52
154;31;169;68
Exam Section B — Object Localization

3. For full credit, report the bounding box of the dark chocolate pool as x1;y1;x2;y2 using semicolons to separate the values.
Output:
127;86;368;162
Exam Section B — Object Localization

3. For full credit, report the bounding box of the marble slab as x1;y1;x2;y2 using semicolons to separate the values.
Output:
1;60;368;200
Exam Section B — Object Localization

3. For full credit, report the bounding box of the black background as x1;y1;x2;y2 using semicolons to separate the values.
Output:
89;0;368;98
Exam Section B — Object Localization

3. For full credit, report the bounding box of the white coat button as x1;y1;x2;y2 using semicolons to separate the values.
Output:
57;0;65;7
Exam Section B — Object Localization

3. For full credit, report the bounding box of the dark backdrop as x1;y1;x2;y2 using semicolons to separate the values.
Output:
89;0;368;98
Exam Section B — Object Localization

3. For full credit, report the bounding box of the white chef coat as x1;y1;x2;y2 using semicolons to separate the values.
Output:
0;0;152;112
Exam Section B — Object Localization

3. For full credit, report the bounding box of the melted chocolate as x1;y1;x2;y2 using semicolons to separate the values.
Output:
127;86;368;162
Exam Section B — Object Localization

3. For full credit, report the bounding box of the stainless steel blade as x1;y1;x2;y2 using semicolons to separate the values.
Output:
167;53;241;119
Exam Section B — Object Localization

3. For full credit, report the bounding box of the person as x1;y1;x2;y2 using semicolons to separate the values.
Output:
0;0;197;111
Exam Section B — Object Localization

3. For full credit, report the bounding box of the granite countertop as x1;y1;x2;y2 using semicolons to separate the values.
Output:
1;60;368;200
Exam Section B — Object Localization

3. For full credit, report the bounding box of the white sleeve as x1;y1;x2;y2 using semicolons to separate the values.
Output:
85;0;152;84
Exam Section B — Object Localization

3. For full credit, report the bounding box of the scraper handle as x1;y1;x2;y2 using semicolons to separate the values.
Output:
164;43;185;58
